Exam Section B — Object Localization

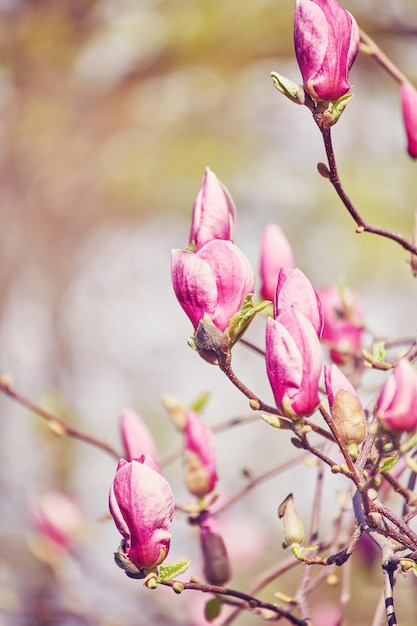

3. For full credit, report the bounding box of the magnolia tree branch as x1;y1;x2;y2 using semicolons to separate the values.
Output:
318;126;417;256
0;375;120;461
159;579;309;626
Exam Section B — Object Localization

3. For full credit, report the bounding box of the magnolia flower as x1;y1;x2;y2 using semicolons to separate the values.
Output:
266;308;323;418
183;409;217;498
109;456;174;571
274;267;323;337
189;167;236;249
375;359;417;432
318;284;364;364
171;240;255;332
119;407;159;463
294;0;360;102
400;82;417;159
259;223;295;301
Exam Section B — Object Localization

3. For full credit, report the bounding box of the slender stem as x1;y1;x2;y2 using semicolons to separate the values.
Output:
160;580;308;626
0;376;120;461
359;29;408;85
319;126;417;256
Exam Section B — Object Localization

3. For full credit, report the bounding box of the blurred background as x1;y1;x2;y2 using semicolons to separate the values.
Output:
0;0;417;624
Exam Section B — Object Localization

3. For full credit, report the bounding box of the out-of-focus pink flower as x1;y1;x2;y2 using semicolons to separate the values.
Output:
266;308;323;417
400;82;417;159
199;512;231;585
189;167;236;250
109;456;174;571
375;359;417;432
318;284;364;364
274;267;323;337
294;0;360;103
259;224;295;301
32;491;83;551
119;408;158;463
171;240;255;332
183;409;217;498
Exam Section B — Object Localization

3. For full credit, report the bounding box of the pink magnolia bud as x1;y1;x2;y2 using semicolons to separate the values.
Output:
183;409;218;498
189;167;236;250
32;491;83;551
317;284;364;364
324;364;366;447
274;267;323;337
119;408;159;463
259;223;295;301
375;359;417;432
266;309;323;418
171;240;255;332
400;82;417;159
199;512;231;585
294;0;360;103
109;456;174;571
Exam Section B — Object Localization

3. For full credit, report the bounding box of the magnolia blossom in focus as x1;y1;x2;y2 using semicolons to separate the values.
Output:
400;81;417;159
189;167;236;249
259;223;295;301
318;284;364;364
119;407;158;463
294;0;360;102
375;359;417;432
266;308;323;418
274;267;323;337
109;456;174;571
171;240;255;332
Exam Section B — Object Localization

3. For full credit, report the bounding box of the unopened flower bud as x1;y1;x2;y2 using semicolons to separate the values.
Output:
325;364;366;448
199;513;231;585
400;82;417;159
294;0;360;103
278;494;304;547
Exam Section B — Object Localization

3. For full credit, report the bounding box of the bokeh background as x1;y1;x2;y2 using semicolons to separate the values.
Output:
0;0;417;624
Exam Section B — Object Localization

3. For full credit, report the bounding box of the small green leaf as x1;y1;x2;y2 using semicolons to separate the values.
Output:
227;295;270;347
271;72;304;104
190;391;211;413
205;597;222;621
371;341;387;363
379;457;398;473
157;558;191;582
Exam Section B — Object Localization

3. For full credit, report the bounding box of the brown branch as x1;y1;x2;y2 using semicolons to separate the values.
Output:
0;375;120;461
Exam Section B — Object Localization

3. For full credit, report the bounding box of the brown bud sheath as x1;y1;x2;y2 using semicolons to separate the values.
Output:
200;513;231;585
332;389;366;446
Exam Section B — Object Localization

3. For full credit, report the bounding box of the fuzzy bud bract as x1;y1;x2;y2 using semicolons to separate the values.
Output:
324;364;366;446
278;494;304;547
109;456;174;572
189;167;236;250
294;0;360;103
375;359;417;433
171;240;255;332
199;512;231;585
